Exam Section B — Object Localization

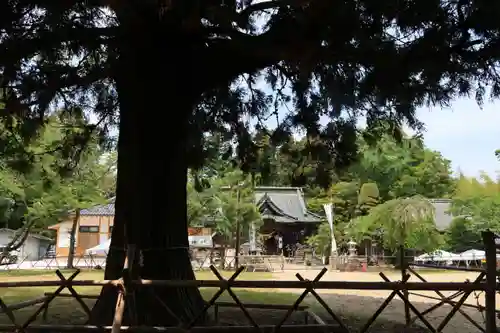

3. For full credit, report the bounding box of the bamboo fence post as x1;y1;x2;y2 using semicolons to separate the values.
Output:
482;231;497;333
0;296;19;331
295;272;348;332
406;267;484;332
124;245;139;326
111;246;135;333
209;266;259;329
400;245;410;325
379;272;436;332
435;272;487;332
22;269;81;330
275;268;327;332
186;266;245;329
55;270;91;319
360;273;411;333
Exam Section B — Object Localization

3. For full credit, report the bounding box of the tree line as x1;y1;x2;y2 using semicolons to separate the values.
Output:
188;130;500;258
2;116;495;263
0;111;116;258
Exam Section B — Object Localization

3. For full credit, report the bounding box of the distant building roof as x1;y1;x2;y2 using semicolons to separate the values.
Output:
51;193;453;230
50;188;324;229
77;189;323;224
429;198;454;231
254;187;322;223
80;197;115;216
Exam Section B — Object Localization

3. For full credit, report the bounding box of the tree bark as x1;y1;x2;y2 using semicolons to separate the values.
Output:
66;209;80;269
88;13;207;327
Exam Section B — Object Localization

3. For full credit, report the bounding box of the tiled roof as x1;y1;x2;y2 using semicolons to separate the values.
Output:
64;193;453;229
77;190;324;223
254;187;322;223
80;197;115;216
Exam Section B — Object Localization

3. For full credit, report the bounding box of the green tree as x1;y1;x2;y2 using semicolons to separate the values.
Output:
306;222;332;257
351;196;443;252
306;181;359;253
211;170;261;241
445;217;483;253
447;174;500;248
251;135;338;189
3;0;500;324
187;182;211;227
188;168;261;244
357;182;380;216
352;135;455;200
62;150;116;268
0;114;116;262
305;133;454;257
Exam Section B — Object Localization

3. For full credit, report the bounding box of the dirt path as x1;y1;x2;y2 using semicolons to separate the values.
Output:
272;269;496;333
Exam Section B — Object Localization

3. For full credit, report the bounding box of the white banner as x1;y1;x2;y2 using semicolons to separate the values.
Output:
249;222;256;252
323;203;337;255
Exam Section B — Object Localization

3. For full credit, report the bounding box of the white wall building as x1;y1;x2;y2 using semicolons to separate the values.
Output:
0;228;52;262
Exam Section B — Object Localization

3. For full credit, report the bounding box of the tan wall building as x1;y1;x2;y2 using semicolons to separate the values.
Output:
48;201;115;257
49;198;212;257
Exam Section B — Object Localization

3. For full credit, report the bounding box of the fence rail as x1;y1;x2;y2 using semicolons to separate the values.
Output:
0;278;489;290
0;265;494;333
0;253;437;272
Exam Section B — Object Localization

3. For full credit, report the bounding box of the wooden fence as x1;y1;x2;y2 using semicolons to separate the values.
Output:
0;231;498;333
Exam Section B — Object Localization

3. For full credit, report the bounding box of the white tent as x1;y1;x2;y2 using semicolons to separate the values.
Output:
415;253;431;262
460;249;485;261
430;250;460;261
416;250;459;262
85;239;110;256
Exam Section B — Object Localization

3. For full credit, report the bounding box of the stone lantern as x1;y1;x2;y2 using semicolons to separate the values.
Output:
347;240;357;257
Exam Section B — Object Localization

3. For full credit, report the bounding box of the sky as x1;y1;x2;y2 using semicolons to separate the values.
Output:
414;98;500;178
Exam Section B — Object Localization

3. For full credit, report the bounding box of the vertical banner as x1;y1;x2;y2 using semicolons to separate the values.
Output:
249;222;256;252
323;203;337;255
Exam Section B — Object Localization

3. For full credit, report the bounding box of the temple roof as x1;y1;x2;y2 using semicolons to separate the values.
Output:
254;187;322;223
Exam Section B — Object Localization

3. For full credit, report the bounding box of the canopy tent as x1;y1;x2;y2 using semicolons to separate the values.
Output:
85;239;110;256
415;250;460;262
414;248;500;268
460;249;485;261
415;253;431;261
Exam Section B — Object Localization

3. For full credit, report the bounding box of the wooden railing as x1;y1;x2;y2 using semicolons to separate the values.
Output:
0;266;493;333
0;231;498;333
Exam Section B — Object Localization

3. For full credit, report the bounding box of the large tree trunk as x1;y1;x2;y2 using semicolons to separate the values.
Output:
88;12;207;327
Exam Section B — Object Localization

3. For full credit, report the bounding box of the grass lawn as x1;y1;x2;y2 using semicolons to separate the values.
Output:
0;269;300;325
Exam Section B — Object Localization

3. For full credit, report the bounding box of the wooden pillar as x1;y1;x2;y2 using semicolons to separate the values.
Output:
234;187;241;270
482;231;497;333
399;246;410;325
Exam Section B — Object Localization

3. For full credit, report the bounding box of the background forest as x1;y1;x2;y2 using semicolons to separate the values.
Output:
1;119;498;258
